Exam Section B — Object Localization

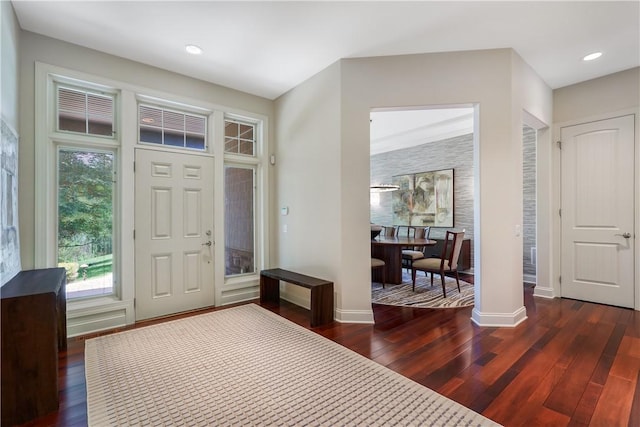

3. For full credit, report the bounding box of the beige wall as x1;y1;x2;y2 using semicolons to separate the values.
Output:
510;52;555;302
273;62;343;312
343;50;552;325
275;49;553;324
18;31;274;270
554;67;640;124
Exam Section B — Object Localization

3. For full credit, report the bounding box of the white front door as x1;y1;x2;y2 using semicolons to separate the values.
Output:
561;115;635;308
135;148;215;320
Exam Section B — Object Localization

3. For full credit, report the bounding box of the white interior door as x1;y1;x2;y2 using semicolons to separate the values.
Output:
135;148;214;320
561;115;635;308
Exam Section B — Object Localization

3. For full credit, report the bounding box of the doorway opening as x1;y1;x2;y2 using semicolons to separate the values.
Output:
369;106;475;275
522;124;537;285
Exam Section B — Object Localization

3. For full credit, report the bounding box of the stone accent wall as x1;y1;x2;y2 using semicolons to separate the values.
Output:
522;125;537;279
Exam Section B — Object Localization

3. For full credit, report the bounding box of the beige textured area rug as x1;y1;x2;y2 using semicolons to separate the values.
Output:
86;304;499;426
372;272;475;308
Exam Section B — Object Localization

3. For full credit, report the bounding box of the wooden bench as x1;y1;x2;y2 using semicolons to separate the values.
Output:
259;268;334;327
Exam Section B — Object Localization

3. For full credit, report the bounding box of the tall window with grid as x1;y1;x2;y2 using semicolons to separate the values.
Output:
55;84;118;299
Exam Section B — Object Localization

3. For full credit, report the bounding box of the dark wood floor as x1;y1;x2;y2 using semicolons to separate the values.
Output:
20;281;640;427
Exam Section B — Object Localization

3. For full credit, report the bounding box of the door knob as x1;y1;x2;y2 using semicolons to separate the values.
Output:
615;232;631;239
202;240;212;247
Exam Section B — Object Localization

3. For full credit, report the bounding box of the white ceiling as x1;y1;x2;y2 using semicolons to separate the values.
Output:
370;108;474;155
11;1;640;101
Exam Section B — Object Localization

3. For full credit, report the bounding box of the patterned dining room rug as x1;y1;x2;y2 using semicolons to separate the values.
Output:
372;271;475;308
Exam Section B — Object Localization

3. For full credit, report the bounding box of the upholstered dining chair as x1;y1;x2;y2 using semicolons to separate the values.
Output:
402;226;430;272
371;258;386;288
411;230;465;297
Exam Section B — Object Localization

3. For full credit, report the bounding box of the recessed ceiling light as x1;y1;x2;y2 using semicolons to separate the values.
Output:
185;44;203;55
583;52;602;61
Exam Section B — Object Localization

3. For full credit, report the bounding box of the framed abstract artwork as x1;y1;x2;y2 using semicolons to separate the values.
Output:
392;168;454;227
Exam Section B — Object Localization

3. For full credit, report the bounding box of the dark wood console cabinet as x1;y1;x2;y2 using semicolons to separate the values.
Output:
423;238;472;271
1;268;67;426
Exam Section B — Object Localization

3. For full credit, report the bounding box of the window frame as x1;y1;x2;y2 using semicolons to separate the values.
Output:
55;83;116;139
56;145;119;300
224;117;257;157
35;62;271;332
223;163;257;278
36;68;123;304
137;101;209;152
221;112;265;285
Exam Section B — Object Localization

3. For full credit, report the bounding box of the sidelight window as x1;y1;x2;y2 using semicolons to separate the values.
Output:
224;165;256;276
57;148;116;299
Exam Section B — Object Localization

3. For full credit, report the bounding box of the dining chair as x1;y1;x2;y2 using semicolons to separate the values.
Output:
381;226;397;237
371;257;386;288
411;230;465;297
395;225;410;238
371;224;383;240
402;226;430;272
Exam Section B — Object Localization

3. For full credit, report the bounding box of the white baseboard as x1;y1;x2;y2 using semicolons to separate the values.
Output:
280;293;374;324
282;292;376;324
471;305;527;327
335;307;375;324
533;285;555;299
219;285;260;306
67;299;133;337
278;289;374;324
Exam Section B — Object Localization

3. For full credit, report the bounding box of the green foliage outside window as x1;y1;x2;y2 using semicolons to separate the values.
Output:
58;149;114;281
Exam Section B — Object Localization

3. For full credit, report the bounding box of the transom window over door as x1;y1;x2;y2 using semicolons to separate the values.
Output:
225;118;256;156
138;104;207;151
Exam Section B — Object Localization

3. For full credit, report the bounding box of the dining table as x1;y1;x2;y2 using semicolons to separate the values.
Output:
371;236;437;284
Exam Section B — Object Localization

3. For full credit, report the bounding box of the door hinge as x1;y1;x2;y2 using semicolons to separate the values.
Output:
133;229;135;239
133;298;136;308
559;209;562;217
556;140;562;149
559;275;562;284
133;161;136;172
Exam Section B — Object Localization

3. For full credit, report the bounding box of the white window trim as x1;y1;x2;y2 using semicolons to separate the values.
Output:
55;81;117;140
137;99;210;153
223;163;258;279
56;144;120;300
35;62;271;333
224;115;258;158
36;67;124;311
222;113;265;286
